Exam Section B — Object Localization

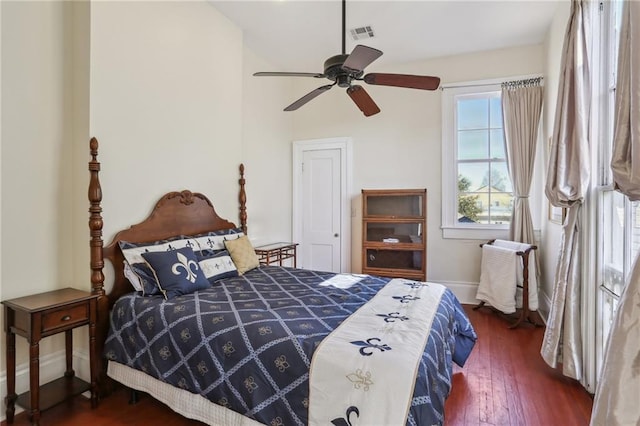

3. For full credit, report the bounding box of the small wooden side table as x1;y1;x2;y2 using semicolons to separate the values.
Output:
2;288;98;425
254;242;299;267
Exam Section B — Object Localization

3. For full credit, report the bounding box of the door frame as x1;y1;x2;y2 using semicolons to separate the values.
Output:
292;137;353;272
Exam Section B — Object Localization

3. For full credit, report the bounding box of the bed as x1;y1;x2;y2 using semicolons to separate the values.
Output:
87;137;477;426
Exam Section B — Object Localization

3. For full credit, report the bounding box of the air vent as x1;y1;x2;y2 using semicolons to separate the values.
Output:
350;25;374;41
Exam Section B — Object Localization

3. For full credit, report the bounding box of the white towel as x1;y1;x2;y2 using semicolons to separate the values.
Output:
476;244;518;314
319;274;366;289
492;239;530;252
492;240;538;310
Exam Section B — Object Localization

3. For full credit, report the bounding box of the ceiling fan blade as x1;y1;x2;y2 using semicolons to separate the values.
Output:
254;72;325;78
347;85;380;117
363;73;441;90
284;84;334;111
342;45;383;73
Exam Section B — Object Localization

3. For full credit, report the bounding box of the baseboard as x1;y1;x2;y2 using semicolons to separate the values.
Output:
437;279;552;323
0;349;90;422
537;289;551;324
436;280;481;305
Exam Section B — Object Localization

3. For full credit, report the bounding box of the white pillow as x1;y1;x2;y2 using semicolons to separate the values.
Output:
123;260;143;292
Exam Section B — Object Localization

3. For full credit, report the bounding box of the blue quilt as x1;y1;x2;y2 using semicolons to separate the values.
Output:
104;266;476;425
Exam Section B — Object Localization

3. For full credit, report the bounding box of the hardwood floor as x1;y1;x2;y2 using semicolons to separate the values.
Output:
445;306;593;425
1;306;593;426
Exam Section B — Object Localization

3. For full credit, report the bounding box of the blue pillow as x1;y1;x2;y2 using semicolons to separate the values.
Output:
141;247;210;299
119;237;199;296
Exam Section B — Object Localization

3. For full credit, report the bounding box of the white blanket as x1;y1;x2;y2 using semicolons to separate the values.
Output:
476;244;518;313
308;279;446;425
476;241;538;313
492;239;538;311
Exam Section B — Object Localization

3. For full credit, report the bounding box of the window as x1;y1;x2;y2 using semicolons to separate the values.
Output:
441;81;514;239
595;0;629;379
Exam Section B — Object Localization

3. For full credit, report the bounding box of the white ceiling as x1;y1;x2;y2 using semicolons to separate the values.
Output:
210;0;561;73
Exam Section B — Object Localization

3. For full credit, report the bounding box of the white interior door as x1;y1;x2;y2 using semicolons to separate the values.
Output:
293;138;352;273
302;149;341;271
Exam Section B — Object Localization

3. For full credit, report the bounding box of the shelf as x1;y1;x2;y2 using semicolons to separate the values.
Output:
16;376;90;412
362;189;427;281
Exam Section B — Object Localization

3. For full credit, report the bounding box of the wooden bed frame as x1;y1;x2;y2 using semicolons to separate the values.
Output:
87;137;248;395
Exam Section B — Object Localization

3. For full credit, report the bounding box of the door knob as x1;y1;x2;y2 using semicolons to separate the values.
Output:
334;233;339;237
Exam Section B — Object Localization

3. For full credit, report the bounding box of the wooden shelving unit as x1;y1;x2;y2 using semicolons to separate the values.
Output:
361;189;427;281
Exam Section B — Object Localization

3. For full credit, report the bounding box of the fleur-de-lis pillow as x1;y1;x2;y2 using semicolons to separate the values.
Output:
142;247;210;299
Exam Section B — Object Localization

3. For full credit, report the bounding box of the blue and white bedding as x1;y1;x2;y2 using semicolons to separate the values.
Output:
104;266;477;426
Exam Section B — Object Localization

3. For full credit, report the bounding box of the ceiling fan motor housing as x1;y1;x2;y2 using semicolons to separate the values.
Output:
324;54;363;87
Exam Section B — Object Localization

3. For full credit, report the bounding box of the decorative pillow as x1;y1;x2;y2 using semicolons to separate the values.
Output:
198;250;239;283
224;235;260;275
123;261;143;292
141;247;210;299
188;228;245;259
119;237;199;296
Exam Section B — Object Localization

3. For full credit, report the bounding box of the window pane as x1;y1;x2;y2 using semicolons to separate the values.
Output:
457;192;482;223
488;192;513;225
490;129;506;159
631;201;640;270
458;98;488;130
603;191;625;296
447;88;512;231
600;291;619;356
491;162;513;193
457;162;488;224
458;162;487;191
489;97;503;128
458;130;489;160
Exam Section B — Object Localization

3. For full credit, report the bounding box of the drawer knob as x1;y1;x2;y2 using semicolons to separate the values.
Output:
61;315;71;321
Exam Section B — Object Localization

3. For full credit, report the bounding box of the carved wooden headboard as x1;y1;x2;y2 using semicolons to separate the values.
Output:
87;137;247;391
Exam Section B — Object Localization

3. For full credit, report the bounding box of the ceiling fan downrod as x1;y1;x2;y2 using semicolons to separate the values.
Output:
342;0;346;55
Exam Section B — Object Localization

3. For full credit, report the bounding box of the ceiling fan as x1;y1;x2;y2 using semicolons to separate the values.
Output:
253;0;441;117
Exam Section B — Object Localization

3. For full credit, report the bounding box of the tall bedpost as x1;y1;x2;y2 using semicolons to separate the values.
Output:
88;137;105;297
88;137;109;395
239;163;247;234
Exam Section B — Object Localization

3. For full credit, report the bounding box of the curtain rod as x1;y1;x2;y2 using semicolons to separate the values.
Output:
502;76;544;88
440;75;544;91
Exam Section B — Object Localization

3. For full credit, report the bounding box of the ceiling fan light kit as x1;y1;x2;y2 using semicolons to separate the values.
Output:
253;0;440;117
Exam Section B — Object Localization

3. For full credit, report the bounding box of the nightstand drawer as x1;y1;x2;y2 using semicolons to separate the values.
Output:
41;303;89;333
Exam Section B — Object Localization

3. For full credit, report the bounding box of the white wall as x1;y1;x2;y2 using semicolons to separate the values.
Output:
1;1;75;419
241;48;295;246
292;45;546;302
89;1;244;242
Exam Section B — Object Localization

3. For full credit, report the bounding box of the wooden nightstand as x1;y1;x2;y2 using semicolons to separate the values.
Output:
2;288;98;425
254;242;299;267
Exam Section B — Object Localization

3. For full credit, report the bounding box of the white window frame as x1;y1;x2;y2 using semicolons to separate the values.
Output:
593;0;627;386
441;78;512;240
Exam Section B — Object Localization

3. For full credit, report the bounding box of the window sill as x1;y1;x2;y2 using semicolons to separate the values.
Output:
441;226;542;241
442;226;509;240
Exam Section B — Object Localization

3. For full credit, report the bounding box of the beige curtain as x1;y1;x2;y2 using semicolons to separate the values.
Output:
540;0;591;383
591;1;640;424
501;80;543;245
